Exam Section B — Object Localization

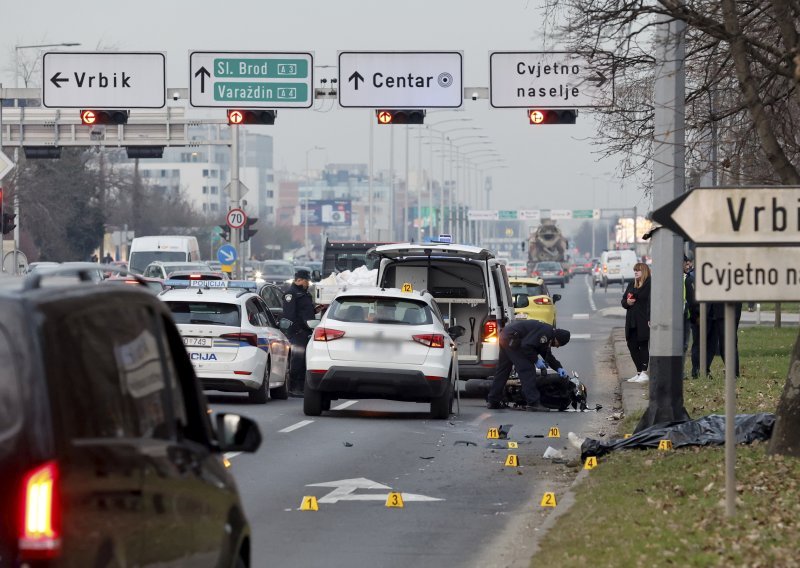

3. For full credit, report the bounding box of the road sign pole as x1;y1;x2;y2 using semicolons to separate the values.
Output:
230;124;241;279
724;302;737;517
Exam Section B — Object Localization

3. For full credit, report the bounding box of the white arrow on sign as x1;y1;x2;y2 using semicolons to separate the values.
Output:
306;477;443;504
218;248;236;263
652;186;800;244
0;150;15;181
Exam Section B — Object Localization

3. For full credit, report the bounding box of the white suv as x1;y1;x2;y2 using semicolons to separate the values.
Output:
160;282;292;403
304;287;464;418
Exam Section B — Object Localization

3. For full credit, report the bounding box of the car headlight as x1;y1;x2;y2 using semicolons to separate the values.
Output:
254;271;262;279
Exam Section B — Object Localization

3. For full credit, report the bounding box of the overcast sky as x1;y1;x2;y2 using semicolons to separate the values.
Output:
0;0;649;216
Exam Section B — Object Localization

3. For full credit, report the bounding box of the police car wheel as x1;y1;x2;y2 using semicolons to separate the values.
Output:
248;360;270;404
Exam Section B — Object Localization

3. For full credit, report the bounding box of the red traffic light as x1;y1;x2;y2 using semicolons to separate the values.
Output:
527;109;577;125
80;110;129;125
375;109;425;125
226;109;276;125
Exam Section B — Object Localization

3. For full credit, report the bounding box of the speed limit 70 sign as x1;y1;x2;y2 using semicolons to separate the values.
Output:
226;208;247;229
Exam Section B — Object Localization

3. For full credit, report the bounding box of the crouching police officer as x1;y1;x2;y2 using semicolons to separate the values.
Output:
486;320;571;411
283;269;318;397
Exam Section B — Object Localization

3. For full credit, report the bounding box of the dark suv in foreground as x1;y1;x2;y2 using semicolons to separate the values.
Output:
0;267;261;567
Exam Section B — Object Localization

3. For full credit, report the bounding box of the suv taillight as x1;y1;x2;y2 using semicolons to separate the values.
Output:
221;332;258;347
19;461;61;560
412;334;445;348
313;327;346;342
483;320;498;343
533;297;552;305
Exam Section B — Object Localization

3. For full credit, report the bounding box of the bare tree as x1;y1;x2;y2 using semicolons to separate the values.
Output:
544;0;800;455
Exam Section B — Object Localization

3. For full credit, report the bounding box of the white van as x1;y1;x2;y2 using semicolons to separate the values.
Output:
599;249;638;288
128;236;201;275
370;243;515;379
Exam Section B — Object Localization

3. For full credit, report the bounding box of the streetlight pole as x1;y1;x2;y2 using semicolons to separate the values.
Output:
305;145;324;258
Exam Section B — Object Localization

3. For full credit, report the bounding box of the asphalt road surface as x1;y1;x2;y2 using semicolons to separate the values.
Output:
210;275;628;567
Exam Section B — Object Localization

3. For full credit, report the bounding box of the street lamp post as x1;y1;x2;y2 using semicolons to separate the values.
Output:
12;42;81;274
304;145;324;258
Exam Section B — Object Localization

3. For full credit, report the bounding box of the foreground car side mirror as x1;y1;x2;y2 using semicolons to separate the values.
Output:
215;413;261;453
513;293;530;308
448;325;466;339
552;294;562;303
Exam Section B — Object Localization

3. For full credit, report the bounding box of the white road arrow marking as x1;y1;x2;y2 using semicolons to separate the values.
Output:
307;477;443;504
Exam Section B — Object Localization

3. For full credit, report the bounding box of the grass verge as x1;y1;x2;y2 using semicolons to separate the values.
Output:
531;326;800;567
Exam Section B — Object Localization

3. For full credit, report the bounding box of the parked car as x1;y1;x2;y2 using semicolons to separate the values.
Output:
509;277;560;326
142;261;215;280
0;265;260;567
531;261;567;288
371;242;515;380
161;281;292;402
304;287;464;418
258;282;287;320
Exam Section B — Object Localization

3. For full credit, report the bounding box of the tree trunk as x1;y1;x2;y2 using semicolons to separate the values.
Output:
768;331;800;457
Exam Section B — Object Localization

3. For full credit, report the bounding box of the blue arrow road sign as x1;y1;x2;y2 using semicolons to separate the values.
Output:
217;244;238;265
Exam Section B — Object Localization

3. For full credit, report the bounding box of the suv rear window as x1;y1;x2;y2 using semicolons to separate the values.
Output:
166;302;240;327
511;284;545;297
327;297;432;325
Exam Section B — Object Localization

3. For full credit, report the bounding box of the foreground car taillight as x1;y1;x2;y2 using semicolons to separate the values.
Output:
412;334;445;348
313;327;346;341
19;461;61;560
558;270;564;276
533;297;552;305
221;332;258;347
483;320;498;343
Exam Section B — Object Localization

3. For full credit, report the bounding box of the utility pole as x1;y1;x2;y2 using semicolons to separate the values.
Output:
230;124;242;279
368;113;374;240
404;125;409;242
636;16;690;432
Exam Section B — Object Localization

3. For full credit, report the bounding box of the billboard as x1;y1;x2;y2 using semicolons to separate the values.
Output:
299;200;352;226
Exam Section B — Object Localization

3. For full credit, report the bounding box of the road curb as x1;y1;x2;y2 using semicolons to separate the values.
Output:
611;327;649;417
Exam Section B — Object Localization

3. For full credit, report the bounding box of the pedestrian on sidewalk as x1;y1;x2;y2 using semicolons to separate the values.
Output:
683;255;700;378
486;320;571;412
623;262;651;383
706;302;742;377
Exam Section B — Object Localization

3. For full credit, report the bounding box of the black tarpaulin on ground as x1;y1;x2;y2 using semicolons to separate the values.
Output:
581;413;775;461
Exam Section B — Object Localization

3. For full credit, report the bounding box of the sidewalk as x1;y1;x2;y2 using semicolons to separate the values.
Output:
611;327;649;417
600;306;798;325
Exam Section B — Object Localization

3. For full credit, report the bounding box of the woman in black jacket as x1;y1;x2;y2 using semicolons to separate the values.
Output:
622;262;651;383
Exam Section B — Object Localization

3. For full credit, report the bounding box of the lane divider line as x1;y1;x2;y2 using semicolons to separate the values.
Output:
571;333;592;340
331;400;359;411
224;451;242;460
278;419;315;433
573;313;590;319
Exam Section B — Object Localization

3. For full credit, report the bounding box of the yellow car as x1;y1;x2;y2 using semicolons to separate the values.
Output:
509;277;560;326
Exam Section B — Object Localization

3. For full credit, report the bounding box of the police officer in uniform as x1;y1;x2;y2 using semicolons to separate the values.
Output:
283;269;317;396
486;320;571;411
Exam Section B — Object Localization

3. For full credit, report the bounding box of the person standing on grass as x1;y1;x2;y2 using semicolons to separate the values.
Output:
623;262;651;383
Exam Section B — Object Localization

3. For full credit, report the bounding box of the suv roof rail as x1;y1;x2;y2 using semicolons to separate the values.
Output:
24;264;148;291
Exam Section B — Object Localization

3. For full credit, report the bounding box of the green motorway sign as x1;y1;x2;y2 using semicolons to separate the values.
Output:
498;210;518;220
573;210;594;219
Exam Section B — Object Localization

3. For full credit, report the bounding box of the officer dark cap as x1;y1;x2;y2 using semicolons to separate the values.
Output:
553;329;571;346
294;269;311;280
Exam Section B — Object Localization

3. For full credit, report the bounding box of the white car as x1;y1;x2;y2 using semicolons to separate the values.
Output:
160;281;292;403
304;287;464;419
506;260;529;278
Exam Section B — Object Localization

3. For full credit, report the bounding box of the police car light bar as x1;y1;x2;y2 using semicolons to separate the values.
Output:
163;279;258;290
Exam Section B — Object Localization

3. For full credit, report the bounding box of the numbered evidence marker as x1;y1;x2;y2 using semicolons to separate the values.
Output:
624;433;632;439
401;282;413;293
540;492;557;508
300;496;319;511
583;456;598;470
507;441;518;449
487;427;500;439
504;454;519;467
385;492;405;508
548;427;561;438
658;439;673;451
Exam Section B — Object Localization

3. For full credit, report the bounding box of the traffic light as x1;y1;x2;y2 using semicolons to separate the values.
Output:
2;212;16;235
241;217;258;242
375;109;425;125
218;224;231;242
80;110;130;125
227;110;276;125
527;109;577;125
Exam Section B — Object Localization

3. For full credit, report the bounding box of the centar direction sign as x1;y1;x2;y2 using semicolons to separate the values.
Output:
42;52;166;108
338;51;462;108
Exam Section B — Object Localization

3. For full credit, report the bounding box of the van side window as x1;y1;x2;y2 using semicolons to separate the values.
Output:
0;325;23;460
491;270;504;315
44;304;171;440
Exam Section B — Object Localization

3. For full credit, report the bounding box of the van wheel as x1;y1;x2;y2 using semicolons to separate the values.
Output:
304;389;323;416
249;360;270;404
270;368;289;400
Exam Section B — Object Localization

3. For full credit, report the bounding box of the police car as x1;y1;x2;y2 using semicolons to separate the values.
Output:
304;286;465;418
160;279;292;403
